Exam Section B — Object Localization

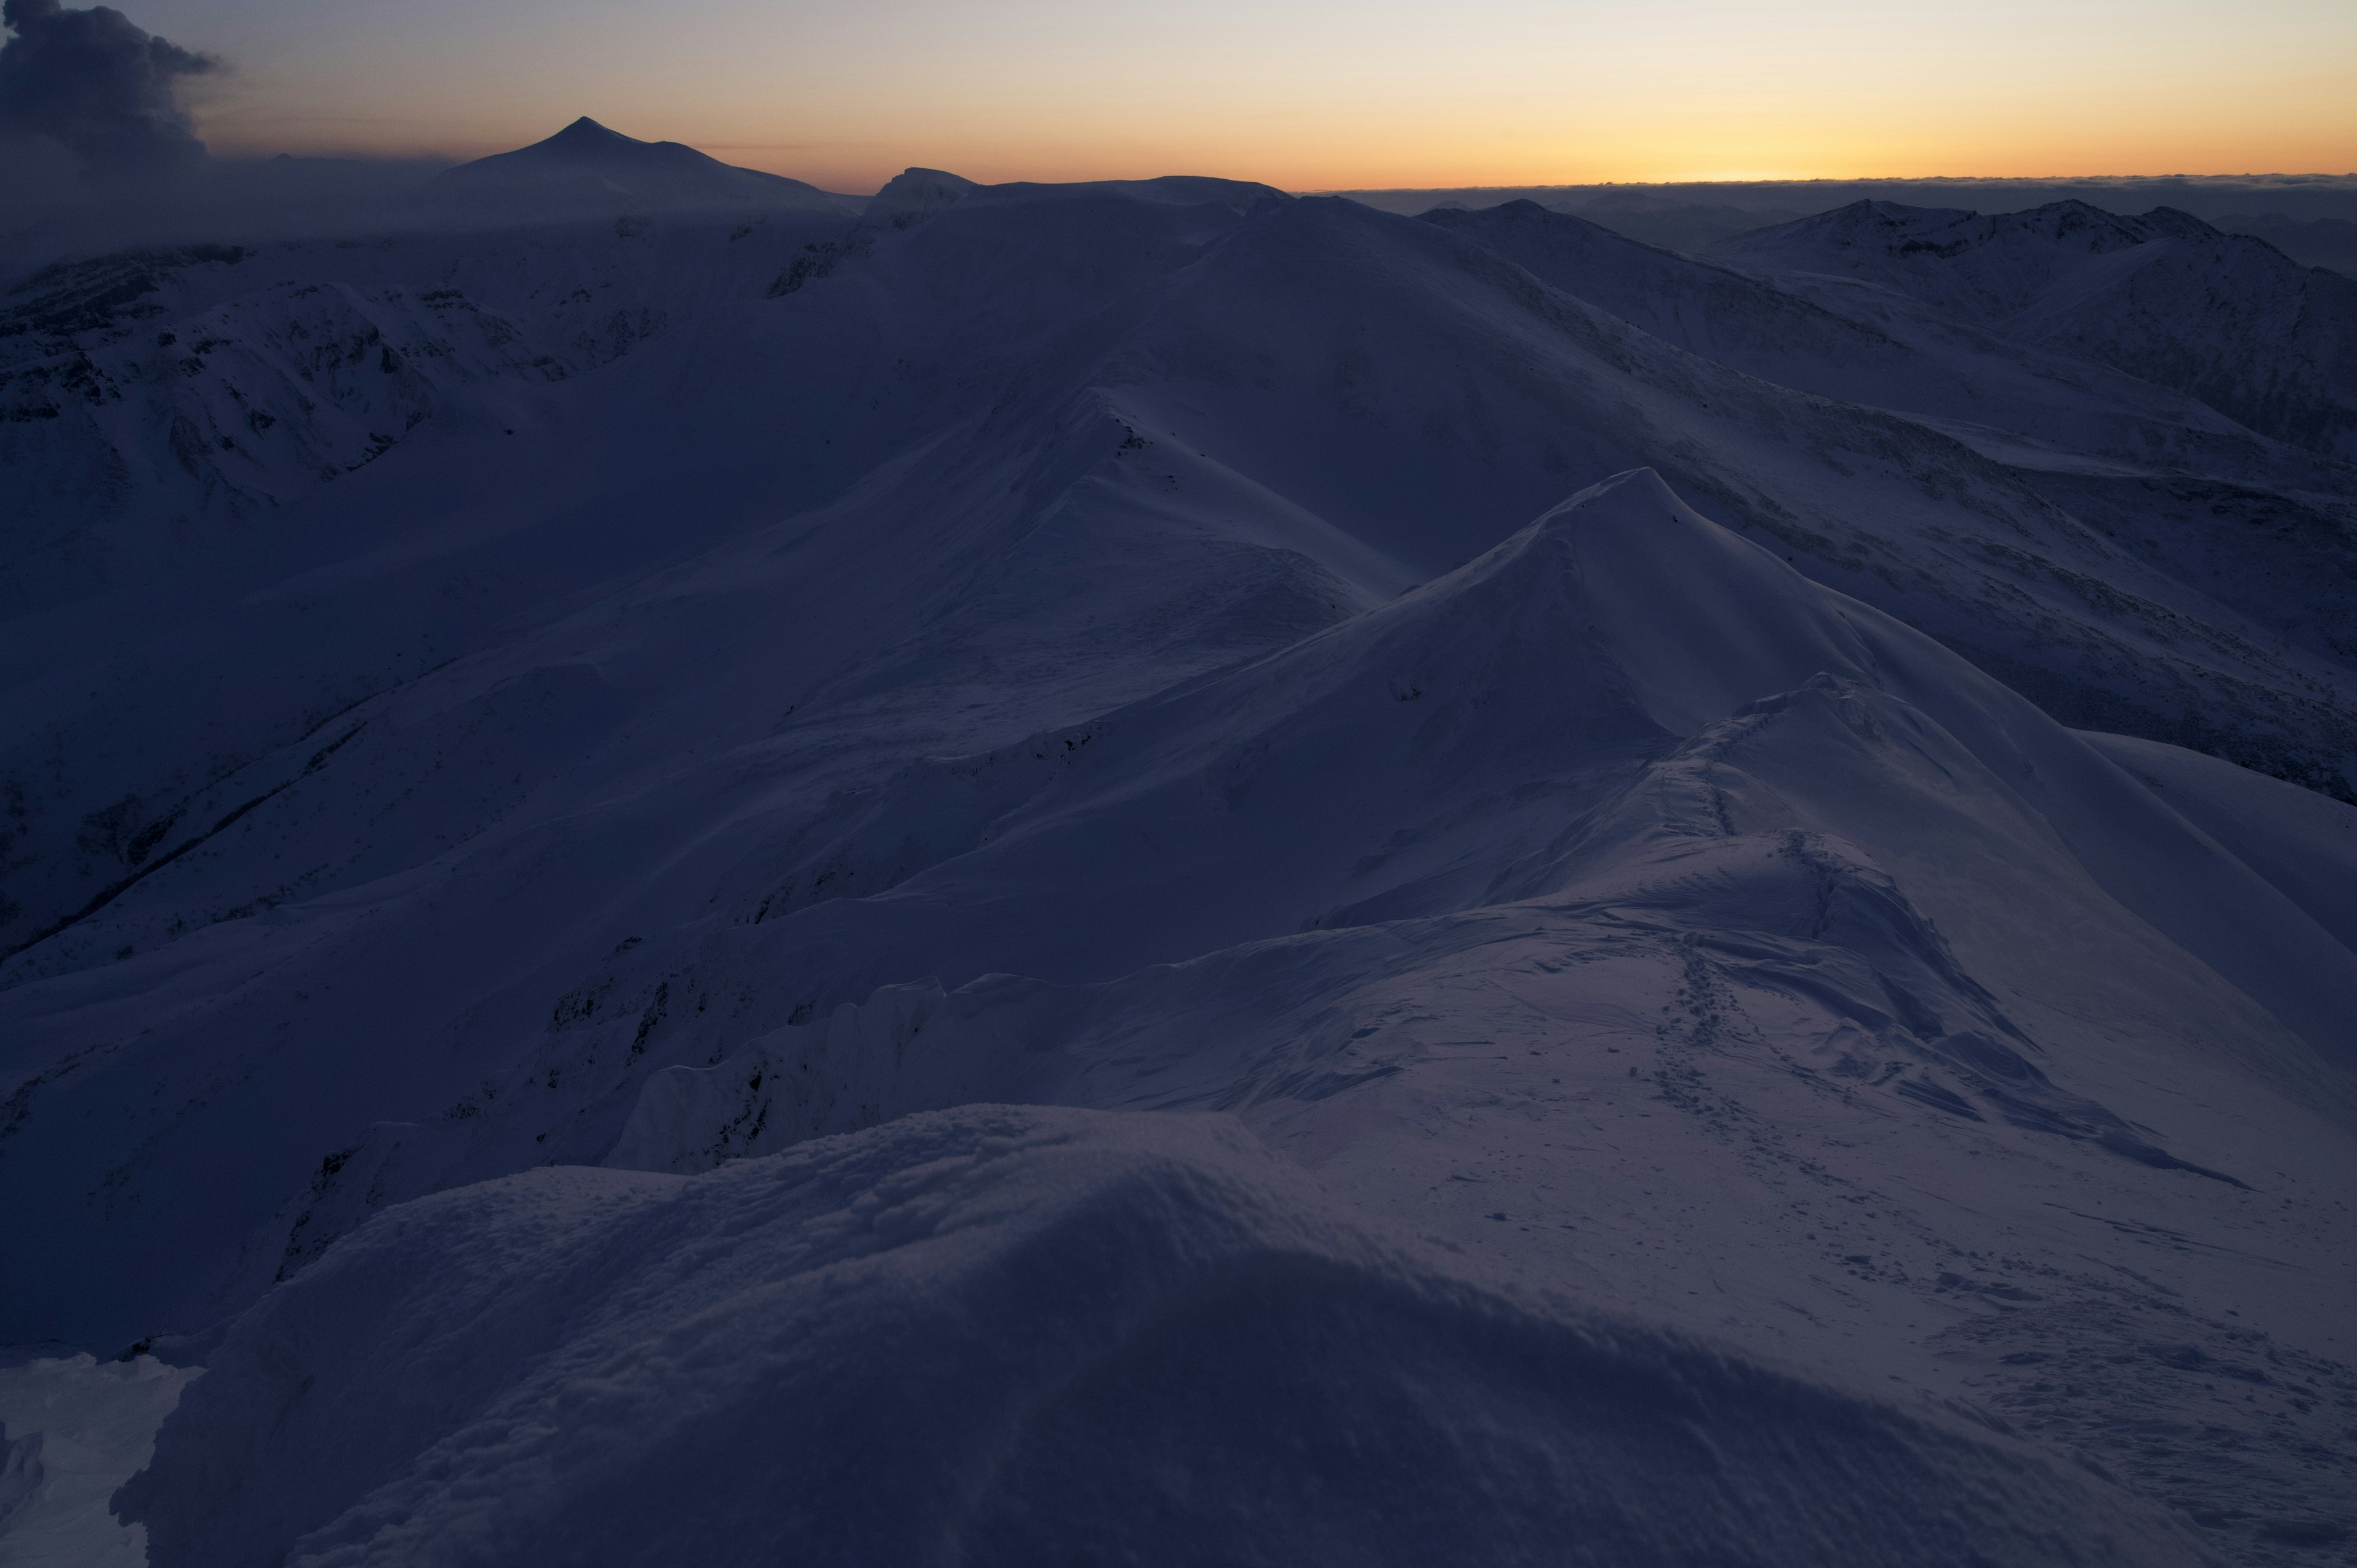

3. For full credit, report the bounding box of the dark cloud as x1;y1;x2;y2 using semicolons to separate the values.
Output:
0;0;219;180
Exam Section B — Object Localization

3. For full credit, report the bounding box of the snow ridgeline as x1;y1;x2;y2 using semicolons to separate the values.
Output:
4;150;2356;1566
122;1105;2202;1568
592;470;2339;1188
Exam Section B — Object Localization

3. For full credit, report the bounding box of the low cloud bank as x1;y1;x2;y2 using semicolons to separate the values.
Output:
0;2;452;274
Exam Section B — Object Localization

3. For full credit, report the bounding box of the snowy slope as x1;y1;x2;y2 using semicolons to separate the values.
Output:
120;1106;2207;1568
1425;199;2335;486
1426;199;2357;682
1712;199;2357;460
1;162;2355;1566
0;206;854;563
8;184;2355;978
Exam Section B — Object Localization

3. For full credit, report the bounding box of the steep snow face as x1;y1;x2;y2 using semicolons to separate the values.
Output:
1713;199;2357;459
434;117;853;214
120;1105;2207;1568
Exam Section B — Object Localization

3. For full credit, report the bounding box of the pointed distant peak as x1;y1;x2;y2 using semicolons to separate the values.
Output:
542;117;641;150
435;117;845;209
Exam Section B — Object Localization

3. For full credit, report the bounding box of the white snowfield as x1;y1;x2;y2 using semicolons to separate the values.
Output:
1;141;2354;1566
119;1106;2208;1567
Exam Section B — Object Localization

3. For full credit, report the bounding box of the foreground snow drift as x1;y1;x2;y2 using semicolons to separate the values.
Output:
123;1105;2200;1568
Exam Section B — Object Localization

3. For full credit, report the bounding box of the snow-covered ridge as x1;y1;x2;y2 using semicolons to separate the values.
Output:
1713;198;2357;459
2;149;2355;1566
1425;198;2327;485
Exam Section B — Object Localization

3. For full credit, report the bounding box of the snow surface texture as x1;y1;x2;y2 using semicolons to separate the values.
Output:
121;1105;2206;1568
3;147;2356;1564
0;1354;198;1566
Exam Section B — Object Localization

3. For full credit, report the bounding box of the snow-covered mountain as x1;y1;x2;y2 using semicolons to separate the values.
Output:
0;207;852;547
1712;199;2357;460
1426;199;2336;485
2;155;2355;1566
435;116;855;214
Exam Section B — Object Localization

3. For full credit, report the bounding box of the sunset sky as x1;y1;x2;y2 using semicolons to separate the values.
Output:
117;0;2357;191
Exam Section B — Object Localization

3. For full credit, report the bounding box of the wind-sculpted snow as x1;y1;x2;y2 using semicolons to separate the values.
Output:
4;164;2356;1565
120;1105;2205;1568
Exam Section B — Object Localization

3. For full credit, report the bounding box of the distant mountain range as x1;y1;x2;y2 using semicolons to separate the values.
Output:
1709;198;2357;460
2210;212;2357;275
1342;176;2357;274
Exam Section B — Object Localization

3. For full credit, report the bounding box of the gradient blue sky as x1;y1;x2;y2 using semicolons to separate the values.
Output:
130;0;2357;191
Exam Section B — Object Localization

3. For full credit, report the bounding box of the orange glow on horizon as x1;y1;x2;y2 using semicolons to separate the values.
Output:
143;0;2357;196
193;120;2357;199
